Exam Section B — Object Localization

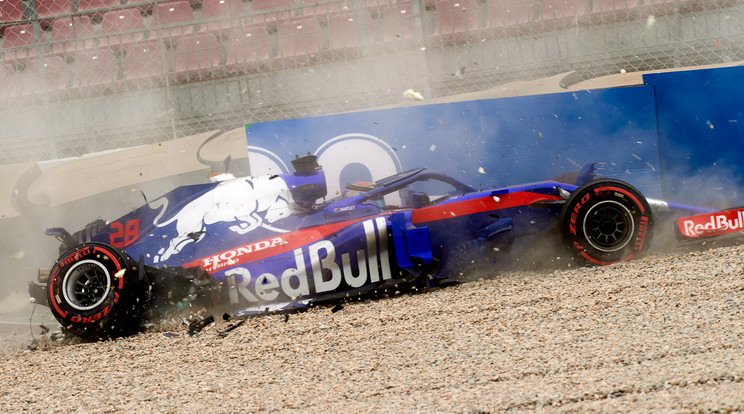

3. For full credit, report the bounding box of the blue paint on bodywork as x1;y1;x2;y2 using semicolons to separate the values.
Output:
390;211;434;269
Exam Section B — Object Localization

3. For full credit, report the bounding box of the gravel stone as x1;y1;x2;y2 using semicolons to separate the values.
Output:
2;243;744;413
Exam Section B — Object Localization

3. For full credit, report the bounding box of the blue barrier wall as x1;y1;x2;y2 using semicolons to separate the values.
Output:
246;65;744;207
246;85;661;198
646;66;744;206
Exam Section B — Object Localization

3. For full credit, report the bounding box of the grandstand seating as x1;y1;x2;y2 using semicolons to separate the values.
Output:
0;0;24;35
127;0;157;14
225;24;271;73
35;0;74;27
252;0;295;12
153;1;196;46
537;0;673;25
643;0;678;14
376;2;416;49
581;0;633;22
200;0;245;39
70;47;119;93
365;0;392;18
539;0;565;26
2;23;38;66
123;40;164;87
302;0;353;25
252;0;296;31
486;0;530;35
303;0;352;14
172;32;222;82
101;8;147;52
431;0;480;45
24;55;68;95
277;17;324;66
0;0;733;100
77;0;122;22
51;16;96;58
588;0;688;23
328;12;368;57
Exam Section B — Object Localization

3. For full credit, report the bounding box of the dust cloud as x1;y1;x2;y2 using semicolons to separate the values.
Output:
0;83;221;337
0;24;440;341
1;1;738;342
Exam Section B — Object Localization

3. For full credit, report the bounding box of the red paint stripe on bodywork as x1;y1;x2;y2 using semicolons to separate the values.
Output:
411;191;563;224
185;217;371;272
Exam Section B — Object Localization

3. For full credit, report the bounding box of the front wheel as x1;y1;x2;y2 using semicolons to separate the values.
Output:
559;179;653;265
46;243;150;340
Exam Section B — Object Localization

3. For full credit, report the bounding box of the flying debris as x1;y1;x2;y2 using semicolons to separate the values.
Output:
646;15;656;29
403;89;424;101
217;319;246;337
188;314;215;336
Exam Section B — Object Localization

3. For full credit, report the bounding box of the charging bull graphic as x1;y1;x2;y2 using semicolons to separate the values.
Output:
150;175;295;262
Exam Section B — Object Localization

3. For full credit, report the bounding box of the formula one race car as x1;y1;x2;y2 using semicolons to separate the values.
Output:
28;155;744;340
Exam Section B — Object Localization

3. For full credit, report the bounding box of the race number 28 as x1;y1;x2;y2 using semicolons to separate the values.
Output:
110;219;139;248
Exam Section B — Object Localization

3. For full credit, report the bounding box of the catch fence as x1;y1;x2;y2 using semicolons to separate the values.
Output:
0;0;742;163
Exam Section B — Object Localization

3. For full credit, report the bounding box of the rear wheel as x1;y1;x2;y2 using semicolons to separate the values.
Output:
560;179;653;265
46;243;150;340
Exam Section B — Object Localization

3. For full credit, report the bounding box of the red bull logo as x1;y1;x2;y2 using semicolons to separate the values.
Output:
678;208;744;238
223;218;391;304
150;175;294;262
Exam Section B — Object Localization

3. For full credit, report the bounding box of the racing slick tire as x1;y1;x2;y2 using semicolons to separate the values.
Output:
559;179;653;265
46;242;151;341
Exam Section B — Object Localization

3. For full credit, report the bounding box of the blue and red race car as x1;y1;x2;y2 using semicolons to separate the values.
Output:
28;155;744;340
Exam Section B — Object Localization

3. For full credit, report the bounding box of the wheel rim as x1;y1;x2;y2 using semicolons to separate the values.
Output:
62;260;112;311
582;200;635;253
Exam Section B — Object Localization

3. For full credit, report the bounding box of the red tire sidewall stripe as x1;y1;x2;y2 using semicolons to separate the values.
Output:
571;184;650;263
93;246;124;289
48;267;67;319
581;250;636;266
48;244;126;324
593;186;646;214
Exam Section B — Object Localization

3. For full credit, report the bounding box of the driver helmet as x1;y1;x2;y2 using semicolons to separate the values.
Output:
344;181;384;207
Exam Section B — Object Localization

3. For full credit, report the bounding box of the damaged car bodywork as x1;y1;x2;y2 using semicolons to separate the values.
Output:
28;155;743;340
